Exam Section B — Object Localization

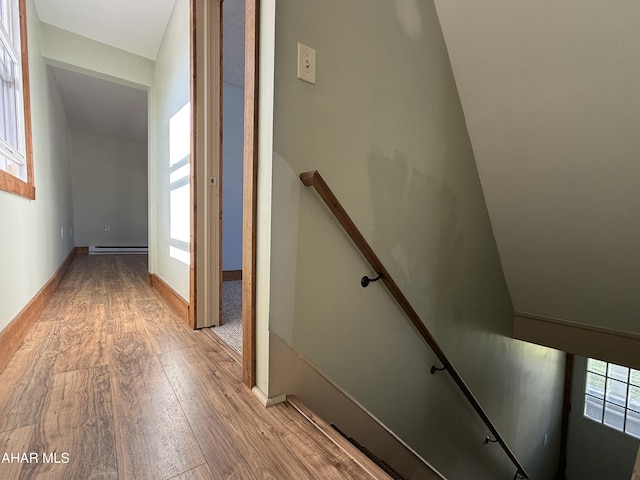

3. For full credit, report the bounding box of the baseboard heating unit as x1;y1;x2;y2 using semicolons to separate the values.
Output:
89;246;149;255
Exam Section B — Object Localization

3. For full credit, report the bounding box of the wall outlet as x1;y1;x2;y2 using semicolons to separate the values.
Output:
543;433;548;446
297;43;316;84
104;224;111;232
60;226;64;238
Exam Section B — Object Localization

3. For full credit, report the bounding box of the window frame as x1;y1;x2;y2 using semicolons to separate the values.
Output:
0;0;34;199
584;358;640;439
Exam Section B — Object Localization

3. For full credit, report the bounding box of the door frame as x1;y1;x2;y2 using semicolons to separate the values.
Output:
190;0;258;386
190;0;223;331
241;0;258;387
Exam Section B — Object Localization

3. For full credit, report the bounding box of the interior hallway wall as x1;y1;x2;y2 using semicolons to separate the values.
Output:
222;82;244;271
151;0;190;300
261;1;566;478
70;131;148;248
0;0;74;332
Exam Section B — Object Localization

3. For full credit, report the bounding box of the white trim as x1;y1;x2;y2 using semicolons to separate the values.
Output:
0;20;19;62
514;312;640;370
0;140;24;165
515;311;640;340
251;386;286;408
192;0;222;329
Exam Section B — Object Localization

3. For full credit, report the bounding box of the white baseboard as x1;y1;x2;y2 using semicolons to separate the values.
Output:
251;386;287;407
89;246;148;255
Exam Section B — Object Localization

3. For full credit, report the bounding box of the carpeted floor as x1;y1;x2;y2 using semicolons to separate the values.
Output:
210;281;243;354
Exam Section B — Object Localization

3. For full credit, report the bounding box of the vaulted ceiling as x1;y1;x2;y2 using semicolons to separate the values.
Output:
434;1;640;351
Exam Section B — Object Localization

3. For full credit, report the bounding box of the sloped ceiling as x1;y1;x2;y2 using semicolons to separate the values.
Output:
50;66;148;142
33;0;245;141
34;0;177;60
434;1;640;336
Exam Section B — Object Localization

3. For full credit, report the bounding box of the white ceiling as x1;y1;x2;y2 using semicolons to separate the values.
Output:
34;0;177;60
434;1;640;335
33;0;245;142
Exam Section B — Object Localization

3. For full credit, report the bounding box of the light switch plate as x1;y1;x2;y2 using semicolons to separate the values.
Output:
297;43;316;85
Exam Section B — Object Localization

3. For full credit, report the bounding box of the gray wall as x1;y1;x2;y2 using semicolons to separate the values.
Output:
70;131;148;247
263;1;566;478
0;0;74;332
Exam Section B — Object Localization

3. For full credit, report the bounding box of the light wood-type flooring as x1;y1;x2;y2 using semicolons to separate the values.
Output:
0;255;374;480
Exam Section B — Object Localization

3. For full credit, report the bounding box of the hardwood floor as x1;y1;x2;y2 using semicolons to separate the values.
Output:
0;255;374;480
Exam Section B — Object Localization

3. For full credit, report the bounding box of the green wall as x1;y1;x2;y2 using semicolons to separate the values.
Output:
263;1;566;478
150;0;190;300
0;0;74;333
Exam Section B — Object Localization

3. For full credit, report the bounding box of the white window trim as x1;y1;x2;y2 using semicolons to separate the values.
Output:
0;0;34;199
584;358;640;440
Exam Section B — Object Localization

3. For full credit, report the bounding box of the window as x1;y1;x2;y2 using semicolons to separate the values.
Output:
0;0;34;199
584;358;640;439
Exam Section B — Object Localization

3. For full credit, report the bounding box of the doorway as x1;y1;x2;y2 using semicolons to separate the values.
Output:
205;0;246;357
33;0;258;385
45;66;149;260
190;0;257;387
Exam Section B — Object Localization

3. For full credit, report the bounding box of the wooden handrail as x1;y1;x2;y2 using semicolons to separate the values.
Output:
300;170;529;480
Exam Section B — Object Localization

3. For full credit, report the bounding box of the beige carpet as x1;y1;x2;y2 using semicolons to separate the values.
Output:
210;281;242;354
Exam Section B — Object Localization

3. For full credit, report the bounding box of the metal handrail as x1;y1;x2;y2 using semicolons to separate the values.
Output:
300;169;529;480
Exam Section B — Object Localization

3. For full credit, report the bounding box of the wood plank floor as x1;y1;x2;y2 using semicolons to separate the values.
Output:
0;255;374;480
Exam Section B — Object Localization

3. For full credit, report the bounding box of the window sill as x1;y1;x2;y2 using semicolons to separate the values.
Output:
0;170;35;199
